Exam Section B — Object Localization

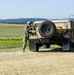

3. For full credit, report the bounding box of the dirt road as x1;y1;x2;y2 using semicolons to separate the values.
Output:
0;48;74;75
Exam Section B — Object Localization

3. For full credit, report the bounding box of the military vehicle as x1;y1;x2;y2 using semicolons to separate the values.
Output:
29;19;74;52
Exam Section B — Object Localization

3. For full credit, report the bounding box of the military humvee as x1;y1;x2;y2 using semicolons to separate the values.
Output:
29;19;74;52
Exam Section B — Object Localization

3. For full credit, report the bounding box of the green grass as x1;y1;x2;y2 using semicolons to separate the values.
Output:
0;39;23;49
0;23;26;51
0;39;30;52
0;23;25;39
50;45;61;48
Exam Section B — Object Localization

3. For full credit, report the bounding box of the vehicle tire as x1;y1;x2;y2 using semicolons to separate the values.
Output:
38;21;56;38
44;44;50;48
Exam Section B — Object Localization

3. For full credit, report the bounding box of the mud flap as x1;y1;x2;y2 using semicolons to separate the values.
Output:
29;39;39;52
63;43;71;51
63;38;71;51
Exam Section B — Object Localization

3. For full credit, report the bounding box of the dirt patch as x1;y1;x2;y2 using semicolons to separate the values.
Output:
0;49;74;75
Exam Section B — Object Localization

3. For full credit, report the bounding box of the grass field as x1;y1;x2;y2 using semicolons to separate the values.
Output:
0;23;25;51
0;23;25;39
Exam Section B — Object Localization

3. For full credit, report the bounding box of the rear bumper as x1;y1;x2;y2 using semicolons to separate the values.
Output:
29;38;51;44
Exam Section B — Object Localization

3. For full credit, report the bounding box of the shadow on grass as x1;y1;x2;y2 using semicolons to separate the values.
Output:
39;48;74;52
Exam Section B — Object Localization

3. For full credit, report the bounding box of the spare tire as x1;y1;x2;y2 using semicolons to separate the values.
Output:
38;21;56;38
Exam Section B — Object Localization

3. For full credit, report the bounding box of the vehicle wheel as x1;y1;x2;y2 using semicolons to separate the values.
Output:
38;21;56;38
44;44;50;48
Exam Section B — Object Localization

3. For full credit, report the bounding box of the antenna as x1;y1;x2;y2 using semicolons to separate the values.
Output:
69;14;74;20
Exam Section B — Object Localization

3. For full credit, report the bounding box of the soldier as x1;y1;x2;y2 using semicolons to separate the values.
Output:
23;21;33;52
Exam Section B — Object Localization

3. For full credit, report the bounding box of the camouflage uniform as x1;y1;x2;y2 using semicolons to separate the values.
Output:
23;21;32;52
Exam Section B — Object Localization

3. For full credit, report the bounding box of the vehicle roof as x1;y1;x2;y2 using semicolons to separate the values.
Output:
34;19;74;24
50;18;74;22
